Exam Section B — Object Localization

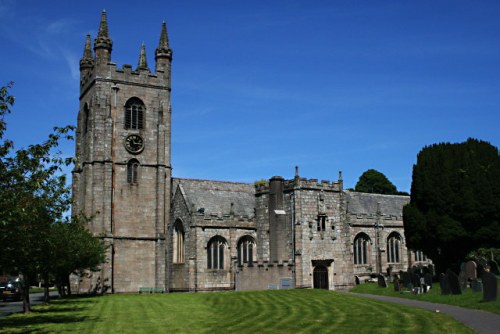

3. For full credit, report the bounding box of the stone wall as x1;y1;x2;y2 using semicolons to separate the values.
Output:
236;261;294;291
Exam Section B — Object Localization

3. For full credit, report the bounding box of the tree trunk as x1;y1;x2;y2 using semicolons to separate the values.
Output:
21;275;31;313
43;273;50;304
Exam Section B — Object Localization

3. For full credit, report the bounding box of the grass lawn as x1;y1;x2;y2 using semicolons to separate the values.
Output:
350;280;500;315
0;289;475;333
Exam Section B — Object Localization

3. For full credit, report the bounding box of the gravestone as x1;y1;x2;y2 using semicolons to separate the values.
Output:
378;274;387;288
447;269;462;295
458;271;467;291
471;279;483;293
440;273;451;295
411;271;421;288
482;271;497;302
488;260;500;275
386;266;393;279
402;271;413;290
475;258;488;278
465;260;477;280
355;275;360;285
424;273;433;289
427;264;435;277
393;275;401;292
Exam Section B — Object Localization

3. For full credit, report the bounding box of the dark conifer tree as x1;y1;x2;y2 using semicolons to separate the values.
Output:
403;139;500;273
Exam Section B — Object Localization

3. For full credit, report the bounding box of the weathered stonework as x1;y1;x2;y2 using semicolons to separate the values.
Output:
72;12;430;294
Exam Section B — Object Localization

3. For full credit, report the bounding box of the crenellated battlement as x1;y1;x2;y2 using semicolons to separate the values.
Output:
255;176;342;194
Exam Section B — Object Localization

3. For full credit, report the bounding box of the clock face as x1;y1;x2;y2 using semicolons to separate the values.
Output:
124;134;144;154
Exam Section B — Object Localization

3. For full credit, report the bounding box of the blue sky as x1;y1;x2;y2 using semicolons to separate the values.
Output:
1;0;499;192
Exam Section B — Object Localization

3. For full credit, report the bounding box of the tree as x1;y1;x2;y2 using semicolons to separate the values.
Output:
354;169;401;195
48;214;107;299
0;83;73;312
403;139;500;273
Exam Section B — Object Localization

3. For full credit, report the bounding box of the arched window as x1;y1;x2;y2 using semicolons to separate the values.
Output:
127;159;140;184
125;97;145;129
173;220;185;264
353;233;370;265
387;232;402;263
414;250;427;262
83;103;90;134
207;236;226;270
237;236;255;265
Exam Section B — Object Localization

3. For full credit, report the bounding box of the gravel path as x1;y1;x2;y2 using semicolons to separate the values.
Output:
350;292;500;334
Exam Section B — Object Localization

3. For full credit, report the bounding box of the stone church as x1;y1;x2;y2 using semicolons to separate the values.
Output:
72;11;428;294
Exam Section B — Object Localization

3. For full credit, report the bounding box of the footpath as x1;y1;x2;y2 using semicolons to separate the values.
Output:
349;292;500;334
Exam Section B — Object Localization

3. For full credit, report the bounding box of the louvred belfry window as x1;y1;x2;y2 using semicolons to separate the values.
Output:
125;97;145;129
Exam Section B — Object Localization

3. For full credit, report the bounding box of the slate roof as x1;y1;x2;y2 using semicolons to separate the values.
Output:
345;191;409;217
173;178;256;217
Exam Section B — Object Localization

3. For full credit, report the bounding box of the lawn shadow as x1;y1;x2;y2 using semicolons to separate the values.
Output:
0;313;100;334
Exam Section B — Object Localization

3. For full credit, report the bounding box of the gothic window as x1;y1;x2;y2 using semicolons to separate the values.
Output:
387;232;402;263
127;159;140;184
353;233;370;265
124;97;145;129
237;236;255;265
83;103;90;134
317;215;326;232
173;220;185;264
414;250;427;262
207;236;227;270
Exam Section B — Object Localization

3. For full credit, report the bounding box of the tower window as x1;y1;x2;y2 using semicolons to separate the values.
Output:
127;159;140;184
125;97;145;129
317;215;326;232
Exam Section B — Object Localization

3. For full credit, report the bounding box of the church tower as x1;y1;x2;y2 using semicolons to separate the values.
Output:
72;11;173;293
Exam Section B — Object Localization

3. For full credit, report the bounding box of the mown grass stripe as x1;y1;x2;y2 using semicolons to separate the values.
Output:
0;290;476;334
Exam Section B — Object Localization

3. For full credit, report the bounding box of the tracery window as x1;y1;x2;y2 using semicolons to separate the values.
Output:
414;250;427;262
353;233;370;265
127;159;140;184
173;220;185;264
237;236;255;265
207;236;226;270
125;97;145;129
387;232;402;263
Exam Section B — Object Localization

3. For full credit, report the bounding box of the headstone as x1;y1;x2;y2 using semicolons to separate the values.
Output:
411;271;420;288
488;260;500;275
355;275;360;285
440;273;451;295
447;269;462;295
475;258;488;278
386;266;393;279
482;271;498;302
402;271;412;289
458;271;467;291
424;273;433;288
393;276;400;292
427;264;435;277
465;261;477;280
471;279;483;293
378;274;387;288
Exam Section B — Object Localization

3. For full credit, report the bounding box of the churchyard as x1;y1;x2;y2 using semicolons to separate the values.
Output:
351;262;500;316
0;289;475;333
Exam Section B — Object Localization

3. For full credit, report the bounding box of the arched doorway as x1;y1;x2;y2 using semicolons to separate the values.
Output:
313;265;329;289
